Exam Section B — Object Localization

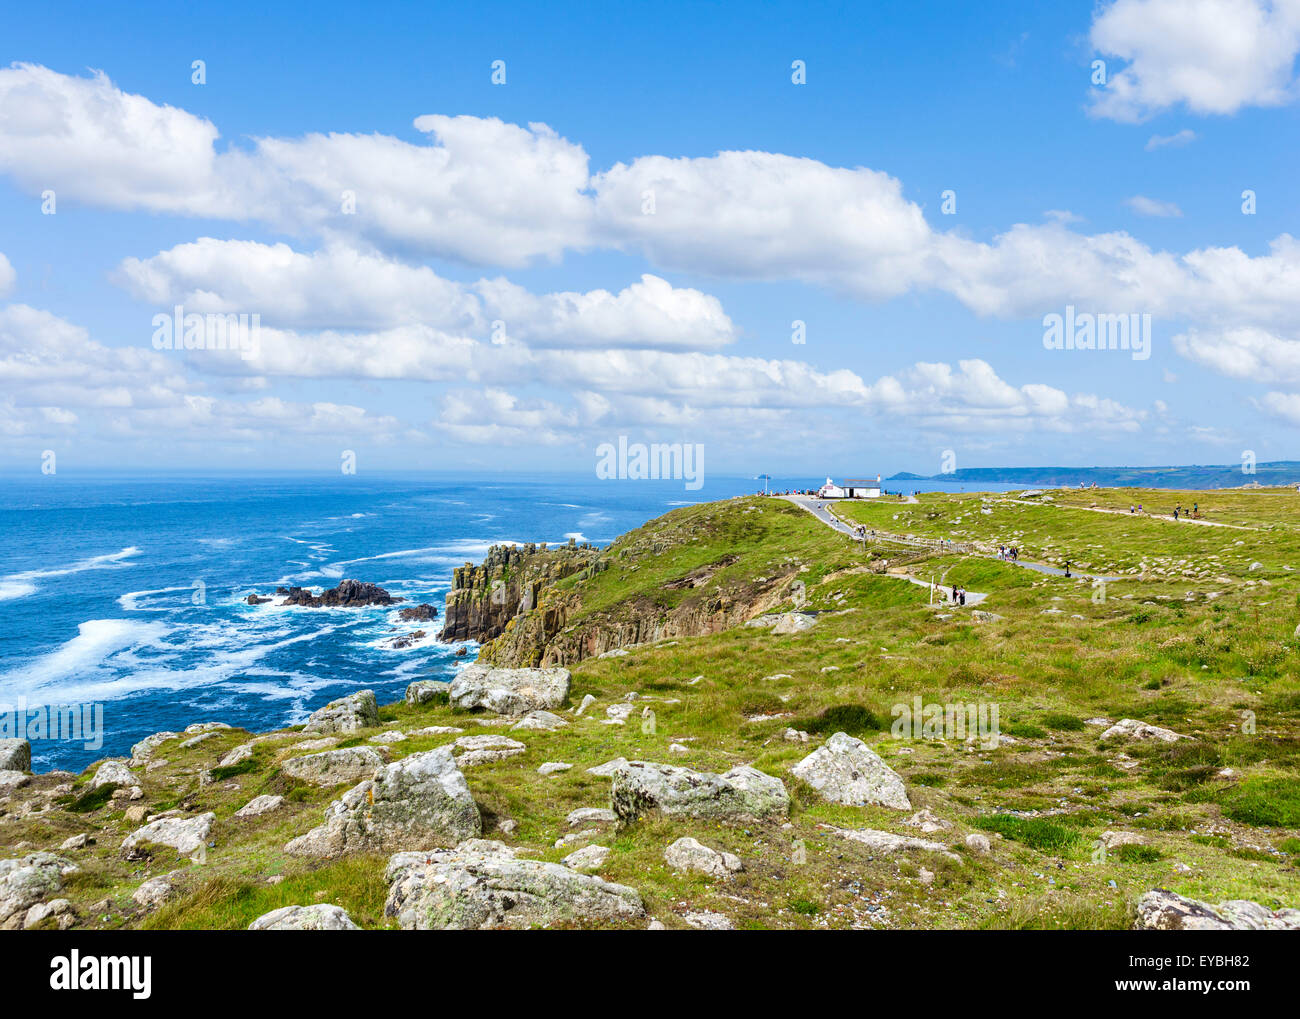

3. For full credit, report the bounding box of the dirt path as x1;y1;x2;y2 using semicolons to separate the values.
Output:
782;494;1121;583
996;498;1255;531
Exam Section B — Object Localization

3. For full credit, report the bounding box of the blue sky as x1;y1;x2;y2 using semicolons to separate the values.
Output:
2;0;1299;476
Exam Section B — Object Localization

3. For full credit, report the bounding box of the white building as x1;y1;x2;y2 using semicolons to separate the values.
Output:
818;475;882;499
842;476;882;498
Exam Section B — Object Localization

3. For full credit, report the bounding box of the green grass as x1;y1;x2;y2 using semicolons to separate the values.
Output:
794;704;886;737
60;783;119;814
1219;777;1300;827
973;815;1083;852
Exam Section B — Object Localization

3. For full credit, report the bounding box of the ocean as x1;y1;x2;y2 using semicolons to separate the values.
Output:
0;471;1028;771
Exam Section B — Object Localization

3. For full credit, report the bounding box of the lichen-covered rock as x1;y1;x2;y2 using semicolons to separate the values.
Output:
790;732;911;809
826;826;960;861
129;731;179;767
132;874;177;909
1100;718;1187;743
248;904;361;930
1135;890;1300;930
610;760;789;823
0;853;77;929
964;833;991;854
664;837;743;879
234;794;284;818
218;743;255;768
302;690;379;734
511;710;568;731
562;844;610;870
92;759;134;788
684;910;734;930
285;747;480;858
0;739;31;772
567;806;617;827
771;612;817;635
121;812;215;859
384;839;643;929
280;747;384;787
1099;830;1147;850
404;680;447;706
452;734;526;767
23;897;75;929
448;664;571;715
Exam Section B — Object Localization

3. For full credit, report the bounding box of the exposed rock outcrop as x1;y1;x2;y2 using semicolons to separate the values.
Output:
249;904;361;930
234;794;284;818
791;732;911;809
609;760;790;823
1135;890;1300;930
302;690;379;734
280;747;384;787
405;680;447;706
285;747;480;858
0;739;31;772
0;852;77;929
383;839;644;929
451;538;801;668
441;541;600;644
664;837;743;878
121;812;215;860
448;664;570;715
129;732;177;768
1100;718;1188;743
826;825;960;861
280;579;400;608
132;874;177;909
92;759;134;789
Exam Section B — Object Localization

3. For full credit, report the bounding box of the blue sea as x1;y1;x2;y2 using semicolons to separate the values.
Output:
0;471;1027;771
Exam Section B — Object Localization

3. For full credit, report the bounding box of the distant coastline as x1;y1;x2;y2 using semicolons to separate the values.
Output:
888;461;1300;490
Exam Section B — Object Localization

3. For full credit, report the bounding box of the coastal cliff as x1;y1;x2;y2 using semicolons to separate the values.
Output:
469;503;810;667
440;539;601;644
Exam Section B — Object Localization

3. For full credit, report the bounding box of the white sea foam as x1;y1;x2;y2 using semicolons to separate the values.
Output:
117;586;191;611
0;579;37;600
0;546;142;601
0;618;170;701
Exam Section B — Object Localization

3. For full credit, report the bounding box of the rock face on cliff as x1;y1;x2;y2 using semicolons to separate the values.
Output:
439;540;600;645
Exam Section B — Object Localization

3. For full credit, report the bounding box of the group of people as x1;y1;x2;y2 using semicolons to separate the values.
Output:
1127;501;1200;520
948;583;968;606
997;544;1019;561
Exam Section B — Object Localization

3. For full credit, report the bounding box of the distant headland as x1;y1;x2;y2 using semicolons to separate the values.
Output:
888;460;1300;489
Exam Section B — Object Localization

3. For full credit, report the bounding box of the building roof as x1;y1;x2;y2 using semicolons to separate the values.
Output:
842;478;880;487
